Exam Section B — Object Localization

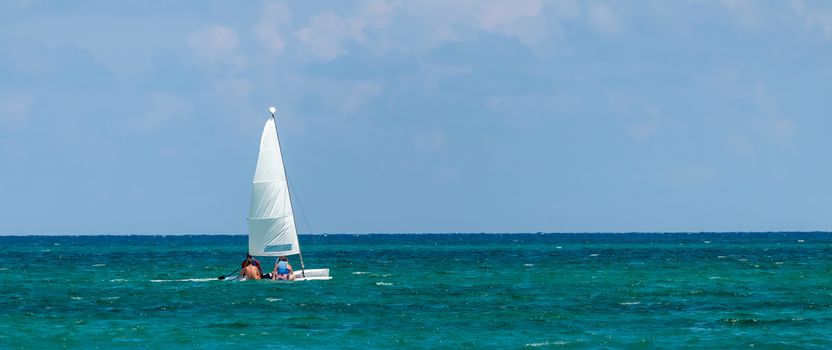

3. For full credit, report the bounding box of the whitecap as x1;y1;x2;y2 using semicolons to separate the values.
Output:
556;246;562;249
100;296;120;300
523;264;534;267
703;241;711;244
375;282;393;286
798;240;805;243
351;272;368;275
590;254;599;257
775;262;784;265
54;243;60;246
110;279;128;282
266;298;281;302
709;276;722;280
41;249;51;252
526;341;568;347
70;297;82;300
620;301;640;305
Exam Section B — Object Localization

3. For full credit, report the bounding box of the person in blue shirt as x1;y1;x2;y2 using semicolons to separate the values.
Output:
272;256;296;281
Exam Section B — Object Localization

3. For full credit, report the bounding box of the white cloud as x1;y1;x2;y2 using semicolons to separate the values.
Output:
719;0;762;29
417;0;558;48
587;3;622;36
342;81;384;115
350;0;396;44
411;130;446;152
625;106;660;140
416;63;472;94
296;12;352;61
0;90;34;131
473;0;551;45
724;132;754;156
477;0;544;29
772;118;795;141
293;0;585;60
188;26;246;68
126;92;193;132
4;13;187;78
791;0;832;38
609;94;662;141
255;2;292;58
211;77;252;102
295;1;396;61
697;69;795;155
748;83;795;142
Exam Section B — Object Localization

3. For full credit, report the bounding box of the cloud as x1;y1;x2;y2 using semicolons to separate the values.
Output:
3;12;187;78
188;26;246;68
791;0;832;38
255;2;292;58
697;69;795;156
608;94;662;141
295;1;396;61
349;0;396;44
413;0;563;48
341;81;384;115
0;90;34;131
126;92;193;132
411;129;446;152
719;0;763;29
293;0;584;60
587;3;622;36
474;0;550;45
476;0;544;29
211;77;252;102
625;106;661;140
296;12;352;61
748;83;795;142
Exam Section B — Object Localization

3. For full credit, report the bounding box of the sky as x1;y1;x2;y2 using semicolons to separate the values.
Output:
1;1;832;234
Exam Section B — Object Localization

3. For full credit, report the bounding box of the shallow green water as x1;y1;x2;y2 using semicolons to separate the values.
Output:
1;233;831;349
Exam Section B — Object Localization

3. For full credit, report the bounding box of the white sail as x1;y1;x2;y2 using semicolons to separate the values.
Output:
248;117;300;256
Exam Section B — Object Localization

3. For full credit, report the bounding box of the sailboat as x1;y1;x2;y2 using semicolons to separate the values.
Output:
245;106;331;281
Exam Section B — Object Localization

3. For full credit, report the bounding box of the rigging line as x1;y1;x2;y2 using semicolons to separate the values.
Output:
289;180;318;245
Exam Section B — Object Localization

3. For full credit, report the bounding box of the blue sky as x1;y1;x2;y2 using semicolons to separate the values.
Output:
2;1;831;234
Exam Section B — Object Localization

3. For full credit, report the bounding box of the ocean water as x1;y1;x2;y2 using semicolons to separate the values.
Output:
1;233;831;349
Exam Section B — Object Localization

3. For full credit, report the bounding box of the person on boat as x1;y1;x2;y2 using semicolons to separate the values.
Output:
241;254;262;280
272;256;296;281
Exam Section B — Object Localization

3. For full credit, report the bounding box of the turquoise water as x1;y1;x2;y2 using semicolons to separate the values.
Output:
2;233;832;349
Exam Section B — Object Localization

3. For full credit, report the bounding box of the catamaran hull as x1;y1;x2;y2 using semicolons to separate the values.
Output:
227;268;331;281
293;268;331;281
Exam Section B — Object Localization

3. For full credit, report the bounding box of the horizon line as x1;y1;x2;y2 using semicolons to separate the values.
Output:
1;231;831;237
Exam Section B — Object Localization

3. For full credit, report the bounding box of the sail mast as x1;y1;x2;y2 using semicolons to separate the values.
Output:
269;107;307;278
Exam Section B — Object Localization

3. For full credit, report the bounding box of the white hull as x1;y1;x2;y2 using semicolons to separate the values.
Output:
293;268;331;281
229;268;331;282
